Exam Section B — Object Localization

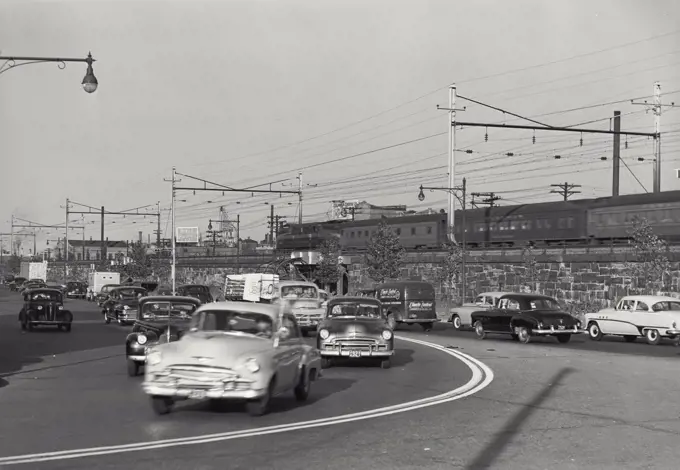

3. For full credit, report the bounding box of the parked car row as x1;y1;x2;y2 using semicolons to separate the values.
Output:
449;291;680;346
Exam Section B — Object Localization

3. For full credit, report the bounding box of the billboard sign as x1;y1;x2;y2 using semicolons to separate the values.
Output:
176;227;199;244
330;200;359;220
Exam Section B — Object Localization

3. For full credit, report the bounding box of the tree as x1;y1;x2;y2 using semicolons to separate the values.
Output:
315;238;341;292
625;216;671;294
7;255;21;274
117;242;151;279
520;244;539;292
365;221;405;283
437;242;464;304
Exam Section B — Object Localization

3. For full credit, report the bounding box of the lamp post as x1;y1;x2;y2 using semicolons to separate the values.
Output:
417;178;468;304
0;52;98;92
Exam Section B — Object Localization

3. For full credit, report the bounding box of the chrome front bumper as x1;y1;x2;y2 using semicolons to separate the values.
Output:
320;350;394;357
399;318;439;323
532;327;586;334
128;355;146;362
142;382;265;400
28;320;70;325
665;329;680;336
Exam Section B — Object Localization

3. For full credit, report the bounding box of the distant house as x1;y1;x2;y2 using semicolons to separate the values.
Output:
67;239;129;261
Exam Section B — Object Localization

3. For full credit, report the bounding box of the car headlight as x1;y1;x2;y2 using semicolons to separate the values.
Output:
147;350;162;366
37;306;43;310
243;358;260;373
58;306;64;310
123;305;129;310
319;329;330;339
137;334;148;345
577;320;582;328
382;330;393;340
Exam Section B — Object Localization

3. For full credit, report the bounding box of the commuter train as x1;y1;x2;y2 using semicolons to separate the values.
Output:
275;190;680;251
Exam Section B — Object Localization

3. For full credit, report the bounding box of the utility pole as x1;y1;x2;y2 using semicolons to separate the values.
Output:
67;201;161;265
297;172;303;226
612;111;621;196
156;201;161;246
550;182;582;201
65;198;70;274
470;192;501;208
10;215;13;257
164;167;180;294
436;85;467;243
631;82;676;193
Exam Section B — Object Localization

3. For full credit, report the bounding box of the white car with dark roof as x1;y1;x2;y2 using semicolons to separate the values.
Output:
585;295;680;345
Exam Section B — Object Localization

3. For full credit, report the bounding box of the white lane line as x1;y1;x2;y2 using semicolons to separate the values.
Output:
0;335;494;466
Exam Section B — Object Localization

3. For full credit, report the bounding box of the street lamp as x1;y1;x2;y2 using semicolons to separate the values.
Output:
416;178;468;302
0;51;99;93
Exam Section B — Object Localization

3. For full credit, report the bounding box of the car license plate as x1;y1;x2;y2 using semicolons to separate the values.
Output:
348;350;362;358
188;390;206;399
558;325;565;330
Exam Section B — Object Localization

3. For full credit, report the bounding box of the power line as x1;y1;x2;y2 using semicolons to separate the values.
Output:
550;182;582;201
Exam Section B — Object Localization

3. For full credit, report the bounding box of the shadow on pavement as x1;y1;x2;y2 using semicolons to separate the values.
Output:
464;367;575;470
180;377;357;415
0;291;125;388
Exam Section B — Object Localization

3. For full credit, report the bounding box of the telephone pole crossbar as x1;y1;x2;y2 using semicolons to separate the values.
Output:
470;192;501;208
550;182;582;201
452;121;656;137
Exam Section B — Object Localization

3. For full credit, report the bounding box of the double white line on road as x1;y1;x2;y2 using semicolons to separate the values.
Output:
0;335;495;466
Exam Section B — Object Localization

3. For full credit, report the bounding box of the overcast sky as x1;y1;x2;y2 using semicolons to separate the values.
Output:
1;0;679;252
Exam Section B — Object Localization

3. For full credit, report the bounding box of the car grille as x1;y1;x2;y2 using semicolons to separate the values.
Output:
165;365;253;390
323;338;387;352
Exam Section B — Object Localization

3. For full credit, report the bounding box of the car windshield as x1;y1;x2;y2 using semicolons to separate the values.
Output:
652;301;680;311
527;298;561;310
281;285;318;299
116;288;146;298
329;302;382;318
184;286;209;294
30;292;60;301
196;310;274;338
141;301;197;319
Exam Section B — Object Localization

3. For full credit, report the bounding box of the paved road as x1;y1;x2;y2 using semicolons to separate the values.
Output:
3;287;680;469
0;289;474;468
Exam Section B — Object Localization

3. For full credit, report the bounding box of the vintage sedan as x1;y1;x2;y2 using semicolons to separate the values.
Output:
471;293;585;344
18;288;73;332
142;301;322;416
176;284;214;304
585;295;680;345
102;286;148;325
125;296;202;377
449;291;513;330
96;284;121;306
273;281;325;336
65;281;88;299
317;297;394;369
20;280;47;294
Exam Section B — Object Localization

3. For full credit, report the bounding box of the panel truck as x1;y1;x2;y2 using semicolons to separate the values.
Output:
223;273;279;303
20;261;48;282
87;271;121;301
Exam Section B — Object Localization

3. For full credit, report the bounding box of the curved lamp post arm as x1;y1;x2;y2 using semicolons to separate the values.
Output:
0;52;98;93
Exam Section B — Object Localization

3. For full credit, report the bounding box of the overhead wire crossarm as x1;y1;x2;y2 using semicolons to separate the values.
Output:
451;121;657;137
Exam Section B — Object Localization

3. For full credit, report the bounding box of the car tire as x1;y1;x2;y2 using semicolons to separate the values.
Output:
645;329;661;345
150;396;174;415
420;322;434;332
104;312;111;324
556;334;571;344
623;335;637;343
451;315;462;330
321;357;333;369
587;322;602;341
20;321;26;331
246;380;274;417
380;358;391;369
386;314;397;331
517;326;531;344
294;368;313;401
127;360;140;377
301;329;309;338
473;321;486;339
27;323;34;332
511;334;519;341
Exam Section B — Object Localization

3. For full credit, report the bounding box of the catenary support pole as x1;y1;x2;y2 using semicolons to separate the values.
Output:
612;111;621;196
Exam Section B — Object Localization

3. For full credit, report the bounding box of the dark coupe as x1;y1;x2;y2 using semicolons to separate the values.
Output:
316;296;394;369
65;281;88;299
124;296;201;376
176;284;214;304
102;286;148;325
470;293;585;344
18;288;73;332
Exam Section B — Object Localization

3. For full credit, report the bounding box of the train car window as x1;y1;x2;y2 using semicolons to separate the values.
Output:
558;218;565;229
396;228;401;235
510;221;517;231
411;227;416;235
365;230;369;236
567;217;574;229
357;231;361;238
341;230;344;236
351;232;355;238
427;226;432;234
